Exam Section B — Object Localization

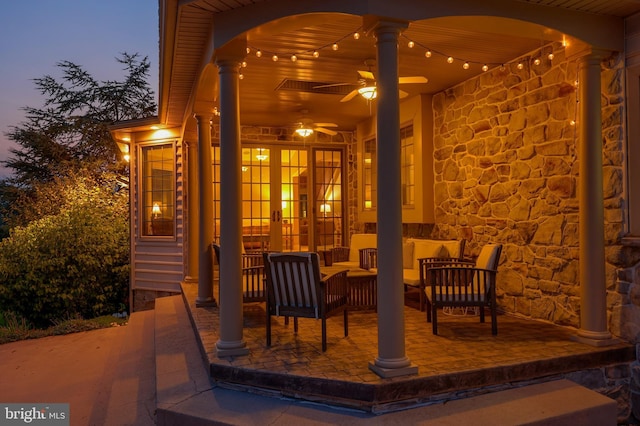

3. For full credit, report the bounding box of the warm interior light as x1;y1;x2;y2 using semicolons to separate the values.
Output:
123;154;130;162
364;200;372;209
295;127;314;137
358;86;377;100
320;203;331;216
152;203;162;218
256;154;268;161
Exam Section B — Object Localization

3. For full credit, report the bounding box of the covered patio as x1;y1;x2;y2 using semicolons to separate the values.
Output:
182;283;634;413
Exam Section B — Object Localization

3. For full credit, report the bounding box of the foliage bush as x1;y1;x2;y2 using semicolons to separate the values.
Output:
0;174;129;327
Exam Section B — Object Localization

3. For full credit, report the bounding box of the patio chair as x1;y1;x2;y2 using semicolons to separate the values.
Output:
426;243;502;335
415;239;467;312
212;243;265;303
263;252;349;352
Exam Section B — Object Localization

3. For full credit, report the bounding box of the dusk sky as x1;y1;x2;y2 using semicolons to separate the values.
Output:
0;0;159;178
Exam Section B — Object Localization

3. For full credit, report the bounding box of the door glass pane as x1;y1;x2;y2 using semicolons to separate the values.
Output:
241;147;271;251
281;149;308;251
314;149;343;250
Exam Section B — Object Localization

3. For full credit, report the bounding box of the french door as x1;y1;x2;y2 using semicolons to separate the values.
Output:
212;144;345;252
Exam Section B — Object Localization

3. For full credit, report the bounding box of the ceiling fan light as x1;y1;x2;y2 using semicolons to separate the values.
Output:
358;86;377;100
295;127;314;137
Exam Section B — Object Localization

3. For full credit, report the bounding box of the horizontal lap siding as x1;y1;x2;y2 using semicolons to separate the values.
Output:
131;141;185;293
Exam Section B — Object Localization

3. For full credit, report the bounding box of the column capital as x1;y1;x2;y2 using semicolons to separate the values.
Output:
362;15;409;37
214;37;247;68
566;45;612;63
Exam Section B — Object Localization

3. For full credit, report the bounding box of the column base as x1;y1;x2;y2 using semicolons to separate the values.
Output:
215;340;249;358
368;361;418;378
195;297;217;308
183;276;198;284
570;333;620;347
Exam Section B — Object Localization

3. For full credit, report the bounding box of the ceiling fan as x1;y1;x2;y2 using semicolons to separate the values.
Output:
292;117;338;137
319;59;428;103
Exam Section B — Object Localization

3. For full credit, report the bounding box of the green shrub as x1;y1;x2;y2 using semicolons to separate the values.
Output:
0;176;129;327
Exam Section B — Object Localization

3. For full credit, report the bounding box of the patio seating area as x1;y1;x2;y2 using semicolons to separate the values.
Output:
181;282;635;413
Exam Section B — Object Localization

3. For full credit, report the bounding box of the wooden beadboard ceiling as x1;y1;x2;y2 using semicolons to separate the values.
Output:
164;0;640;132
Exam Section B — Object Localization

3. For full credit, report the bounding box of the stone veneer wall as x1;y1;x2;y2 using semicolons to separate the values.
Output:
431;43;626;330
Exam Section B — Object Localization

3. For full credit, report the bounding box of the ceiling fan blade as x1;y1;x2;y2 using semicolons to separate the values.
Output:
313;123;337;127
399;76;428;84
313;82;354;89
315;127;338;136
340;89;360;102
399;89;409;98
357;70;375;81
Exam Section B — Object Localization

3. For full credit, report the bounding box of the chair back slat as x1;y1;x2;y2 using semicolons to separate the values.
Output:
264;252;321;318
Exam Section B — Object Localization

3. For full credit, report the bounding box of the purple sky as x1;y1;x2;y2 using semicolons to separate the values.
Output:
0;0;159;178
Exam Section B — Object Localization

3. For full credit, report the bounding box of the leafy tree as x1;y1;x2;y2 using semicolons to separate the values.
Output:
0;173;130;327
2;52;155;189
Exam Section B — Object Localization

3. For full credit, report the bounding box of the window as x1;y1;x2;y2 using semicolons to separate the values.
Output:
141;143;175;237
363;137;377;210
400;123;415;207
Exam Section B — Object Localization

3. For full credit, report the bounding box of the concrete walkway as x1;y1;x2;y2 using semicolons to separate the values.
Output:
0;311;156;426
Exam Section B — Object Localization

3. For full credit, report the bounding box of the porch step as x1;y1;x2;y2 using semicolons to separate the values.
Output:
153;293;617;425
103;309;156;425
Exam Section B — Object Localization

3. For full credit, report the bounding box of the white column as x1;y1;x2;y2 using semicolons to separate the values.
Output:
215;50;248;357
572;50;617;346
365;16;418;378
184;140;199;285
195;115;215;306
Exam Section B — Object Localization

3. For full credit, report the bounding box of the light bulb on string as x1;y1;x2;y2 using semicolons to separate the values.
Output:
272;54;278;62
425;50;432;58
517;62;524;70
548;52;555;60
290;55;297;62
246;47;251;54
332;43;339;51
353;32;360;40
256;50;262;58
533;58;541;66
482;64;489;72
447;56;454;64
463;62;470;70
239;73;244;80
241;61;247;68
408;41;415;48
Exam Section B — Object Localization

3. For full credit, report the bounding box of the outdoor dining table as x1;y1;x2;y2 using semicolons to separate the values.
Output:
320;266;377;311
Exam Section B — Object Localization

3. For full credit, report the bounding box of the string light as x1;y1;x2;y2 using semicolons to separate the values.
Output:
242;29;562;82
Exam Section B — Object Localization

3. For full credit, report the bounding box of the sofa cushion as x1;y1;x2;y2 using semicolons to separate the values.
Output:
403;241;415;269
441;240;462;259
411;240;444;270
348;234;377;263
403;268;421;286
